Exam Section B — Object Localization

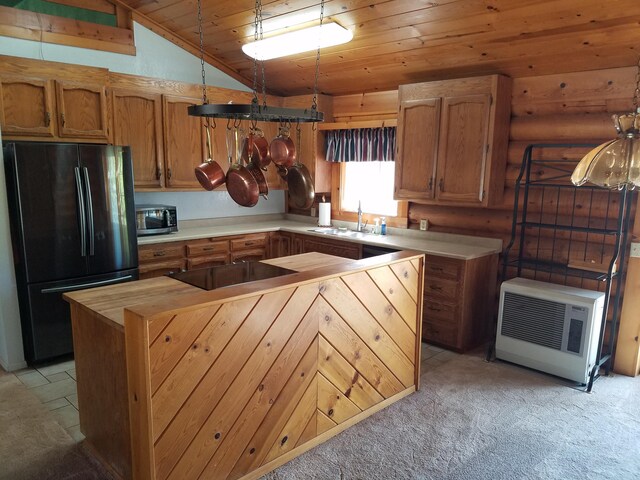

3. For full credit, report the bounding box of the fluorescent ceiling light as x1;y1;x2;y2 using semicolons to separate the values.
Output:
242;22;353;60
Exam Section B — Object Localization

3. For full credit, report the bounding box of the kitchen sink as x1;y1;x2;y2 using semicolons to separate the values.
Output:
308;227;369;238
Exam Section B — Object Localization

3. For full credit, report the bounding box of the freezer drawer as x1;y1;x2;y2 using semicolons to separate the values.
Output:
21;269;138;363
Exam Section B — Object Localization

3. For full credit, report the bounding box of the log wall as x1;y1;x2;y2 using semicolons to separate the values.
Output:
332;65;640;375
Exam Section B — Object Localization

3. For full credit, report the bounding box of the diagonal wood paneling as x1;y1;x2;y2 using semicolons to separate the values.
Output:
153;288;295;479
317;410;338;436
198;337;318;480
311;295;405;398
228;337;318;478
296;411;317;448
317;373;362;424
147;312;177;345
263;374;318;464
318;335;383;411
149;304;221;394
157;284;319;480
151;296;260;440
367;265;418;332
341;270;416;359
389;260;420;304
320;277;415;387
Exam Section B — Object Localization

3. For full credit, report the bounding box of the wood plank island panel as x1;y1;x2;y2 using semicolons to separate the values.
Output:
64;251;424;480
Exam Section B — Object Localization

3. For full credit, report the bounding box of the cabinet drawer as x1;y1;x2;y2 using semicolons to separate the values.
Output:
187;253;228;269
139;259;186;279
423;299;458;324
424;277;459;301
230;248;267;263
425;256;462;280
422;321;458;347
187;240;229;257
139;244;185;262
230;233;267;251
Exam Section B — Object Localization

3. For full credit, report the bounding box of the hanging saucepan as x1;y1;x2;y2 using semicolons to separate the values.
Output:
283;125;315;209
242;126;271;170
194;121;226;191
245;133;269;199
225;127;259;207
269;125;296;168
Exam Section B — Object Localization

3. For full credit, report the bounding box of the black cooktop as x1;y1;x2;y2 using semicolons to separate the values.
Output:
168;261;296;291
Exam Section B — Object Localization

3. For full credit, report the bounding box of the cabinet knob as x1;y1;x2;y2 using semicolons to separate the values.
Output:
60;112;66;127
45;111;51;127
156;166;162;180
438;178;444;191
428;177;433;190
167;168;172;180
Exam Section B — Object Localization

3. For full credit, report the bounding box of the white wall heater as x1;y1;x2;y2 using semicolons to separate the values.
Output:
496;277;605;384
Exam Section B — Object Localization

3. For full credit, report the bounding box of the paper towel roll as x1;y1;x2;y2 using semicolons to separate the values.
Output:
318;202;331;227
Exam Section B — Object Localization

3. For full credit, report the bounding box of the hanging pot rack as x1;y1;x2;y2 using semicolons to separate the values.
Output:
188;0;324;124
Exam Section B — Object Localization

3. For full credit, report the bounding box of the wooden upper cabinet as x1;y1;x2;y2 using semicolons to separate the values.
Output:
0;76;55;137
162;94;205;189
395;75;511;207
112;89;164;189
436;94;491;204
55;81;109;139
395;97;440;201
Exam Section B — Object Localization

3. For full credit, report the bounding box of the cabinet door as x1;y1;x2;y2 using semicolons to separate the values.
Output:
55;81;109;139
0;76;55;137
112;89;164;189
301;235;361;260
230;248;267;263
394;97;440;201
162;95;205;189
436;94;491;204
269;232;292;258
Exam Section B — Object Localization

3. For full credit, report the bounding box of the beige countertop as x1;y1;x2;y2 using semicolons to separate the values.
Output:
137;215;502;260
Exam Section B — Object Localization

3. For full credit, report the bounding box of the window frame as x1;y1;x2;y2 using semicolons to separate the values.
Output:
330;162;409;228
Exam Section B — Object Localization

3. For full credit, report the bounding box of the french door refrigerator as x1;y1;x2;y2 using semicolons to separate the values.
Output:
3;142;138;364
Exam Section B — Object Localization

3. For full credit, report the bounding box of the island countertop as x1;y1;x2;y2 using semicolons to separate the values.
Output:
64;251;425;480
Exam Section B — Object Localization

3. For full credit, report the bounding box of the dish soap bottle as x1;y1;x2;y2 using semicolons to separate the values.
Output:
373;218;380;235
380;217;387;235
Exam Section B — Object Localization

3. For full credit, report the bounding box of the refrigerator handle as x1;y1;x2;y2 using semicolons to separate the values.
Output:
82;167;95;256
74;167;87;257
40;275;134;294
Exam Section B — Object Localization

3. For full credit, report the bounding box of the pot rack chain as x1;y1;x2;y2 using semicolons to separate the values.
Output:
633;56;640;113
196;0;207;105
311;0;324;114
252;0;268;111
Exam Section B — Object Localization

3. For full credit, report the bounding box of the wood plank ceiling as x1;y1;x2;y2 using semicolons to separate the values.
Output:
119;0;640;96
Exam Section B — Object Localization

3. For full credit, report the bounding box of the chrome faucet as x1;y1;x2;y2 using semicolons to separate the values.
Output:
356;201;363;232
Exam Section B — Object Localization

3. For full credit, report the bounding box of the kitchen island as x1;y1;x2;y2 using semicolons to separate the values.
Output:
64;251;424;480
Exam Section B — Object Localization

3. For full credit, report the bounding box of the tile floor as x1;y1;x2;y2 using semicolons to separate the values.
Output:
13;358;84;442
8;343;459;444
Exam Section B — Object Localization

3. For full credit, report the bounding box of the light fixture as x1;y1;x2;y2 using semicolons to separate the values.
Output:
188;0;325;123
571;59;640;189
242;22;353;61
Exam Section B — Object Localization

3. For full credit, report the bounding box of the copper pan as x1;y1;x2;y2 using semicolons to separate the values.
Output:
225;128;259;207
194;124;226;191
269;126;296;168
282;126;314;209
242;127;271;169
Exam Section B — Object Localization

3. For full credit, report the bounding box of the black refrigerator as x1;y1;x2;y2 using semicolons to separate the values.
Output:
3;142;139;364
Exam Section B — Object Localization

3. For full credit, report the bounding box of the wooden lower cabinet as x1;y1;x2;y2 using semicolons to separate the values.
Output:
138;233;270;278
422;253;498;351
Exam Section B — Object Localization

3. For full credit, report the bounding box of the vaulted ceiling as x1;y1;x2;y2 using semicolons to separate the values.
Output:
119;0;640;97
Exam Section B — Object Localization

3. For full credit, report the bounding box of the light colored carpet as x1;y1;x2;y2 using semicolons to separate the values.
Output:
0;369;112;480
264;351;640;480
1;351;638;480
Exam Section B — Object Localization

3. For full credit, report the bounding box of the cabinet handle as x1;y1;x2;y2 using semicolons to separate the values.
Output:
45;111;51;127
60;112;66;126
244;241;255;246
428;177;433;190
429;284;442;291
438;178;444;191
428;306;442;312
430;266;444;273
156;165;162;180
202;246;215;251
167;168;172;180
153;251;166;257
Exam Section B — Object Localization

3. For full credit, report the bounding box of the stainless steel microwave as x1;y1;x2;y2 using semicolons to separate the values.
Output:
135;204;178;236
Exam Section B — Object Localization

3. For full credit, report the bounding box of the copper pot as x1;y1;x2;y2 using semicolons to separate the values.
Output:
242;127;271;169
286;162;315;209
226;128;259;207
269;126;296;168
195;125;226;191
247;161;269;199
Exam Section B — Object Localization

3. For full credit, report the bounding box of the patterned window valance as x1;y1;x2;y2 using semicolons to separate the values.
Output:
325;127;396;162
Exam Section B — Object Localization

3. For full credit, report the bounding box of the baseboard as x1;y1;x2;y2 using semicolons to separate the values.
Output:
0;356;27;372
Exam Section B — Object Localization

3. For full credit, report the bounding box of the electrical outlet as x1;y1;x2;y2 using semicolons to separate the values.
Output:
419;219;428;231
631;242;640;258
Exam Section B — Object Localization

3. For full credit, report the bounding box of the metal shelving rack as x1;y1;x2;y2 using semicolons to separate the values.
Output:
501;143;635;392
